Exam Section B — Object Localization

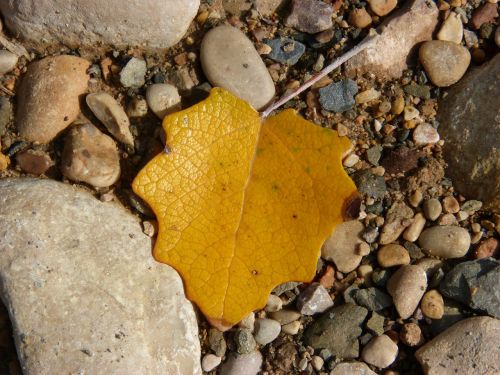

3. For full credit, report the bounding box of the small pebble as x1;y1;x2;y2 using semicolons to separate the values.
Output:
266;38;306;65
234;329;256;354
442;196;460;214
209;328;227;357
146;83;181;119
463;29;479;48
282;320;301;335
285;0;333;34
367;0;398;16
413;123;440;146
343;153;360;167
126;97;148;118
418;226;471;258
331;362;377;375
387;265;427;319
437;12;463;44
404;105;420;121
423;198;442;221
403;213;426;242
361;334;399;368
409;190;423;207
202;354;222;372
322;220;364;273
296;283;333;315
474;238;499;259
16;150;53;175
265;294;283;312
269;310;301;325
348;8;372;29
253;318;281;345
0;152;10;171
0;50;18;74
311;356;324;371
142;220;157;237
319;79;358;113
421;290;444;319
419;40;471;87
120;57;147;88
238;312;256;331
355;88;380;104
86;93;134;147
400;323;424;346
392;95;405;115
379;201;414;245
377;244;411;268
219;351;262;375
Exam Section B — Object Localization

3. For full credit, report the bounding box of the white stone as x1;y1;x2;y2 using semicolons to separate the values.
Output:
0;49;18;74
202;354;222;372
253;318;281;345
86;93;134;147
361;334;398;368
200;25;275;110
322;220;365;273
265;294;283;312
0;179;201;374
413;123;440;145
238;312;256;331
0;0;200;49
120;57;147;88
220;351;262;375
296;283;333;315
437;12;463;44
331;362;377;375
146;83;182;119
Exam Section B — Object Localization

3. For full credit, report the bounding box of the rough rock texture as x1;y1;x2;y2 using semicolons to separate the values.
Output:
415;317;500;375
437;54;500;212
16;55;90;143
0;0;200;49
346;0;439;79
0;179;201;375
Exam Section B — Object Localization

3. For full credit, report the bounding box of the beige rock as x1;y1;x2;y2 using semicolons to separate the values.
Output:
416;317;500;375
437;12;463;44
331;362;377;375
423;198;442;221
146;83;181;119
367;0;398;16
377;244;410;268
322;220;364;273
403;212;426;242
413;123;440;146
0;0;200;49
254;0;285;15
281;321;301;335
416;258;443;278
387;265;427;319
346;0;439;79
269;310;301;325
361;334;398;368
420;290;444;319
0;50;18;74
419;40;471;87
349;8;372;29
86;93;134;147
61;123;121;188
200;25;275;110
379;201;414;244
16;55;90;143
400;322;424;346
355;88;380;104
418;226;471;258
0;179;201;375
442;196;460;214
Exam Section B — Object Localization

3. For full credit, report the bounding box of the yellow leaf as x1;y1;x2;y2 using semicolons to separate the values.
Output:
133;88;358;330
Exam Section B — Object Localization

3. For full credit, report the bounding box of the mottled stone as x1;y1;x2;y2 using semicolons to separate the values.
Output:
322;220;364;273
266;38;306;65
0;179;201;374
285;0;333;34
318;79;358;113
387;265;427;319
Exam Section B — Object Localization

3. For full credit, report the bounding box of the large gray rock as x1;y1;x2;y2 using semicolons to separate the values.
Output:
438;54;500;212
0;0;199;49
416;316;500;375
0;179;201;375
346;0;438;79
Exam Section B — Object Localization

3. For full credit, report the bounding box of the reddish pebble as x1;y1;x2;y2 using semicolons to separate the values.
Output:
16;150;53;175
470;3;498;30
474;238;499;259
319;265;335;289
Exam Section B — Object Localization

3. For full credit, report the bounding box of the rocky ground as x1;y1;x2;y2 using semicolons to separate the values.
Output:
0;0;499;374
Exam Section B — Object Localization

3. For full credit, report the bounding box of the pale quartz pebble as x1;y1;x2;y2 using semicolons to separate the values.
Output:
404;105;420;120
403;213;426;242
367;0;398;16
413;123;440;145
269;310;301;325
253;318;281;345
311;356;324;371
438;213;457;226
265;294;283;312
202;354;222;372
409;190;423;207
343;153;360;167
387;265;427;319
420;289;444;319
142;220;158;237
442;196;460;213
423;198;442;221
296;283;333;315
220;351;262;375
358;264;373;279
437;12;463;44
355;88;380;104
377;244;410;268
0;50;18;74
200;25;275;110
239;312;255;331
322;220;365;272
86;92;134;146
361;334;398;368
282;320;301;335
146;83;181;119
374;119;383;132
418;225;471;258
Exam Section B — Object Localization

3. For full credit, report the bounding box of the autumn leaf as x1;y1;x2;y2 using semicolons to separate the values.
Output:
133;88;358;330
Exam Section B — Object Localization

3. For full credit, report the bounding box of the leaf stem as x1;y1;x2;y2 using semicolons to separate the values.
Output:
260;30;379;119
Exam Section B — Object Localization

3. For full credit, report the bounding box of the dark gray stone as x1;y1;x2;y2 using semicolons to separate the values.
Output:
266;38;306;65
234;329;256;354
366;145;383;166
304;304;368;359
438;54;500;212
352;170;387;199
352;287;393;311
318;79;358;112
371;269;390;287
209;328;227;357
403;84;431;99
440;258;500;317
